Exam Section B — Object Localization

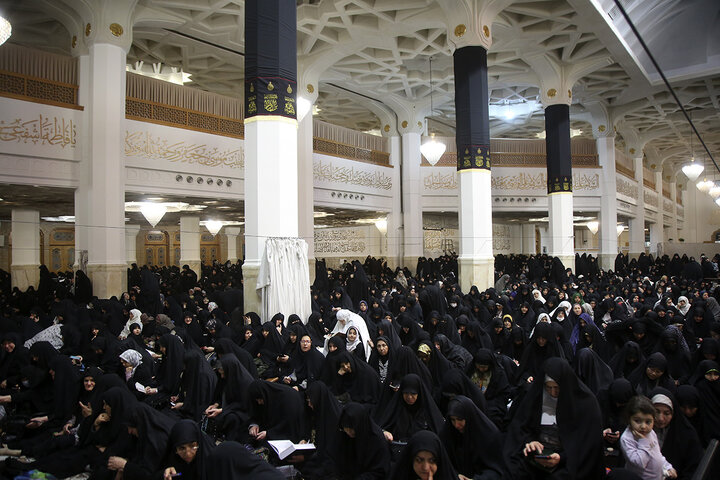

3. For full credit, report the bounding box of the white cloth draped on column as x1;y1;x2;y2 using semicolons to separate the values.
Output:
257;237;311;325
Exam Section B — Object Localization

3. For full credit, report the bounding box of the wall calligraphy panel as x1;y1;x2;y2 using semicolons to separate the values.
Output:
0;97;81;161
616;177;639;200
421;167;600;195
313;158;392;191
124;119;244;178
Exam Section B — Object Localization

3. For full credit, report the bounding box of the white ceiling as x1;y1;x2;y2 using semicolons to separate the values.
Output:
1;0;719;179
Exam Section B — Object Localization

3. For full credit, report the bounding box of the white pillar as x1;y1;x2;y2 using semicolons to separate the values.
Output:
597;136;618;270
458;169;494;289
74;53;90;272
629;156;646;258
243;118;299;315
124;225;141;266
11;209;40;290
85;42;127;298
225;226;241;263
548;192;574;267
522;223;536;255
387;135;403;270
297;110;315;282
180;216;201;279
401;131;423;269
669;181;679;242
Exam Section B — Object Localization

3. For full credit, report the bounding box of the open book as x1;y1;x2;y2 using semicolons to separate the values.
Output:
267;440;316;460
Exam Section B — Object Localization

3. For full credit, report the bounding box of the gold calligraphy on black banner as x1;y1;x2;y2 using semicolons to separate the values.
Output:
548;175;573;193
457;144;491;171
244;78;296;120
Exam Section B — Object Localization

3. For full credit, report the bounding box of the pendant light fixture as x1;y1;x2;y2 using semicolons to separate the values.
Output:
420;56;446;166
682;123;704;181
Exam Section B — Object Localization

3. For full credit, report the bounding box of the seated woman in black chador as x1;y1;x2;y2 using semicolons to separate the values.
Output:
390;430;458;480
504;357;604;479
246;380;307;444
376;373;445;443
333;402;391;480
327;350;381;406
439;395;504;480
161;419;216;480
649;387;703;480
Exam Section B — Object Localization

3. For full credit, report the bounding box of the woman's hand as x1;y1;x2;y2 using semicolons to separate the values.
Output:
523;441;544;456
666;468;677;479
0;395;12;404
206;407;222;418
163;467;177;480
27;416;48;428
107;456;127;471
94;412;110;428
383;430;393;442
170;402;183;410
80;401;92;418
535;453;561;469
603;428;620;444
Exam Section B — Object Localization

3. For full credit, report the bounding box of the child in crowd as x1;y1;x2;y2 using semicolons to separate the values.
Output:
620;396;677;480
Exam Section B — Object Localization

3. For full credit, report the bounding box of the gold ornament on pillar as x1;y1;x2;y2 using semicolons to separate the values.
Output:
384;124;390;133
85;23;91;37
483;25;490;37
454;24;466;37
71;35;77;48
109;23;123;37
547;88;557;98
306;84;314;93
401;120;408;128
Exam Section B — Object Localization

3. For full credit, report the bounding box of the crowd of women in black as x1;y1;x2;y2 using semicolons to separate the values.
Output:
0;250;717;479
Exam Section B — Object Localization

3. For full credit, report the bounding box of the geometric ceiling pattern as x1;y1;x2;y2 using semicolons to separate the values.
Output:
2;0;719;179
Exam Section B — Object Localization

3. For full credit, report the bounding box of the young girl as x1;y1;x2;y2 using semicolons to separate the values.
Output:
620;395;677;479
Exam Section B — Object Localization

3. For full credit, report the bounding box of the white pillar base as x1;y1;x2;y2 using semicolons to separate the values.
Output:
242;262;261;316
87;264;127;299
11;265;40;291
458;256;494;292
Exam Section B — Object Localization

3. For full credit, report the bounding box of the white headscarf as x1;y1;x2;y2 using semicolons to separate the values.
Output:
676;296;690;316
120;349;143;379
119;309;143;340
550;301;572;321
331;309;372;361
532;289;546;304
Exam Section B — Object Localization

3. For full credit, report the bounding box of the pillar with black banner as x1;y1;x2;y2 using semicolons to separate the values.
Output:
544;102;575;269
454;45;494;291
243;0;301;316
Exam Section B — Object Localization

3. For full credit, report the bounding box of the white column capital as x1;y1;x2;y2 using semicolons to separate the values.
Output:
224;227;241;237
125;224;141;236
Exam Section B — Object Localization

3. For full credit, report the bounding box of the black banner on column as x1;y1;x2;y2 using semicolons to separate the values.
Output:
545;104;572;193
244;0;297;121
454;46;491;171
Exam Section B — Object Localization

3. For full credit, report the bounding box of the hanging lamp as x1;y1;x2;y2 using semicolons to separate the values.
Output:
420;57;446;166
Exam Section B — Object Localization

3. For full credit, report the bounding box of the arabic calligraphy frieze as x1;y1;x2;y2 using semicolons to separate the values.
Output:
0;115;76;148
489;172;599;191
644;190;659;207
125;131;243;169
314;228;367;254
663;199;673;213
424;172;458;190
313;160;392;190
616;178;639;199
493;224;512;252
491;172;546;190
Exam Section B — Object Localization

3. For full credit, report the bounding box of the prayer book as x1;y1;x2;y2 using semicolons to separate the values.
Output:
267;440;316;460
